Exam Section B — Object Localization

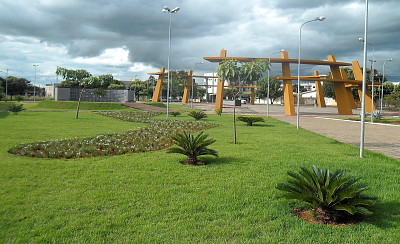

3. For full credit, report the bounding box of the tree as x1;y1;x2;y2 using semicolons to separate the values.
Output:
3;76;29;99
217;59;269;144
257;77;283;104
56;67;92;119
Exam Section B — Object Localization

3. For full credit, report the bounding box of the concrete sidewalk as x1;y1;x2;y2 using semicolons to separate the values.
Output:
193;103;400;160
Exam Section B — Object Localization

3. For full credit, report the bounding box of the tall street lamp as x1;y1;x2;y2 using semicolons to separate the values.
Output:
191;61;204;109
359;0;369;158
33;64;39;102
267;49;285;117
380;58;392;112
358;37;375;122
297;16;326;129
162;6;180;119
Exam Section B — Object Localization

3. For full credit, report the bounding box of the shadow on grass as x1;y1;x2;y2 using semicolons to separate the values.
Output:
0;112;10;119
367;201;400;229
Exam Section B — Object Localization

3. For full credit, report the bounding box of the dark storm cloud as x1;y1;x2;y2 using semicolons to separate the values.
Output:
0;0;399;81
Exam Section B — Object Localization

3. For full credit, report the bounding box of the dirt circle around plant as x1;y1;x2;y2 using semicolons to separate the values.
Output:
292;208;360;227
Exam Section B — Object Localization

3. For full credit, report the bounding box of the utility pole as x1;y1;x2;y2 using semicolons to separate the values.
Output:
33;65;39;102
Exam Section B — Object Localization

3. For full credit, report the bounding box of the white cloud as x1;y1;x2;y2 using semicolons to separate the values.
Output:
73;47;131;66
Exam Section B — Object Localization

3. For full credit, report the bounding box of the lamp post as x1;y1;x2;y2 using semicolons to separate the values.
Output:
380;58;392;112
358;38;375;122
162;6;180;119
359;0;369;158
191;61;204;109
297;16;326;129
33;64;39;102
267;49;285;117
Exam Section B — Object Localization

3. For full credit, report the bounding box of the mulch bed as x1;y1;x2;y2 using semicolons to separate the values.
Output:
292;208;361;227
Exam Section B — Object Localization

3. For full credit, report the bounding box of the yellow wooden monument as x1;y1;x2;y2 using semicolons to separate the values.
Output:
148;49;375;115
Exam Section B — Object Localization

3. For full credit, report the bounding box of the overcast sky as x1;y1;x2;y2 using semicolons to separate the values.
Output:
0;0;399;85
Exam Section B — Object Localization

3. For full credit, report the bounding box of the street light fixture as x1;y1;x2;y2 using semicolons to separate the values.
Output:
162;6;180;119
191;61;204;109
297;16;326;129
33;65;39;102
358;37;376;122
380;58;392;112
267;49;285;117
359;0;369;158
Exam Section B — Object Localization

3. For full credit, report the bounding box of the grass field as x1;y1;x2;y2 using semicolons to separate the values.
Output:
0;104;399;243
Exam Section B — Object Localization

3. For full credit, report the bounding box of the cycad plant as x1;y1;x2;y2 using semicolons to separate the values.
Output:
188;111;207;120
167;131;218;165
276;165;376;220
237;116;265;126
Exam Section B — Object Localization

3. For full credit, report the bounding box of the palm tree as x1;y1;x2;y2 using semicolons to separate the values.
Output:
167;131;218;165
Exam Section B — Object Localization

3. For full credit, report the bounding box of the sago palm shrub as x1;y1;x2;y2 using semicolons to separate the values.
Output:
167;131;218;165
276;165;377;222
237;116;265;126
188;111;207;120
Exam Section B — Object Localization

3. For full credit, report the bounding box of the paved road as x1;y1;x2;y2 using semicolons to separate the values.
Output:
193;103;400;160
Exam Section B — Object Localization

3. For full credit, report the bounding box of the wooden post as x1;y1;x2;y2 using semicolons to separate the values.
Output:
152;67;165;102
281;51;296;115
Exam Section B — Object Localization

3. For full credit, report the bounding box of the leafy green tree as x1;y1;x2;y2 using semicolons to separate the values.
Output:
108;83;125;89
217;59;269;144
384;91;400;107
276;165;377;222
3;76;29;99
257;77;283;104
167;131;218;165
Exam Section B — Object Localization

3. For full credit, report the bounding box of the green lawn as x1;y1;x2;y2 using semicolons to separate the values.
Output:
0;109;399;243
26;100;131;111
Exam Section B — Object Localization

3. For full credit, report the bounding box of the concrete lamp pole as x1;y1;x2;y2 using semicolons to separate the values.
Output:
33;65;39;102
162;6;180;120
359;0;369;158
297;16;326;129
358;37;375;122
267;49;285;117
191;61;204;109
380;58;392;112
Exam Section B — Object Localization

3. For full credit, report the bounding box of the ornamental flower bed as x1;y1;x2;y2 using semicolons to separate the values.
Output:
8;111;218;159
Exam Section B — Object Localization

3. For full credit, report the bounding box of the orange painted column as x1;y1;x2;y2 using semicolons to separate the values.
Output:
314;71;326;107
352;61;374;113
281;51;296;115
340;69;357;109
152;67;165;102
182;70;193;104
214;50;227;113
328;55;353;115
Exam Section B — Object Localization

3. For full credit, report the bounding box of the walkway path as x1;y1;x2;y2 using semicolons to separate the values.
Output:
194;103;400;160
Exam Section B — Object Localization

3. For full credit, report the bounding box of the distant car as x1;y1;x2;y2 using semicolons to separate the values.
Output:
241;99;247;104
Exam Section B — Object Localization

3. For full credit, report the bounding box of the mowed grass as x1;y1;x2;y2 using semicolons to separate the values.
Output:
0;109;399;243
27;100;131;111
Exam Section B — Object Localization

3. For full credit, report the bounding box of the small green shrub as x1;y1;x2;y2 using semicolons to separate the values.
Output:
237;116;265;126
167;131;218;165
216;108;222;116
8;104;25;114
170;111;181;117
188;111;207;120
14;95;24;102
276;165;377;222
